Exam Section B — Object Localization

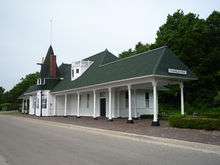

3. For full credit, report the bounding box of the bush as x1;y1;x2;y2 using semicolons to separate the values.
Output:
168;115;220;130
0;103;11;111
140;115;153;119
185;104;220;116
200;113;220;119
159;105;179;120
0;103;20;111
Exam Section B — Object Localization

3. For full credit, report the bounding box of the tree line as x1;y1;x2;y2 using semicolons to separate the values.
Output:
0;73;39;110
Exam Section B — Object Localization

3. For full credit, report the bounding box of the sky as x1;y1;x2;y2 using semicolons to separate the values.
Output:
0;0;219;91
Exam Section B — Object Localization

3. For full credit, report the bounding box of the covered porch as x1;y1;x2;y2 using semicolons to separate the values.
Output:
52;76;186;126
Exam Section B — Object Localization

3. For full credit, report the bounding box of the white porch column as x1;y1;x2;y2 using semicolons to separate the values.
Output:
77;92;80;117
53;95;56;116
64;94;67;116
25;99;27;113
180;82;184;115
134;89;138;118
22;99;25;113
127;84;133;123
152;80;160;126
29;96;33;115
93;90;96;118
108;87;113;121
117;91;120;117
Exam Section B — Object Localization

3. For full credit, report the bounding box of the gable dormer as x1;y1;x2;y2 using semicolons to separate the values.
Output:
71;60;93;81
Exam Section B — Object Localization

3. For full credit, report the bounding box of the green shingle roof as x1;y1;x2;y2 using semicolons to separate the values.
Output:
51;46;196;92
23;46;196;95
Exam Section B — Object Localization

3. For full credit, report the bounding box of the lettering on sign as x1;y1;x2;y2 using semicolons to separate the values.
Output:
168;68;187;75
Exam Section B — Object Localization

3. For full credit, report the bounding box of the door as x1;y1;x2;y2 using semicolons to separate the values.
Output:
100;98;106;117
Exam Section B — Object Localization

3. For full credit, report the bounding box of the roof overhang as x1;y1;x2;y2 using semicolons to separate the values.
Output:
51;74;197;95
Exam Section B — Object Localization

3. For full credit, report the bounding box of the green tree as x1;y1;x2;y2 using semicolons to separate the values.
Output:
0;86;5;104
9;72;40;102
119;42;151;58
154;10;220;104
135;42;151;54
0;72;39;110
119;10;220;105
119;48;135;58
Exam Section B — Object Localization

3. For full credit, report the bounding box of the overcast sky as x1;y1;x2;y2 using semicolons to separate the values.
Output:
0;0;219;90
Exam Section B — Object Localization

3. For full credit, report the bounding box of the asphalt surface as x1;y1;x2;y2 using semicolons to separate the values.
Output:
0;115;220;165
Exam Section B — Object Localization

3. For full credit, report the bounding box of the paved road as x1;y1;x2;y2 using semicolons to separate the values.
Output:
0;115;219;165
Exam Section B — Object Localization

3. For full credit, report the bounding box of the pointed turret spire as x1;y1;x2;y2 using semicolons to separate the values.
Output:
40;45;58;80
46;45;54;56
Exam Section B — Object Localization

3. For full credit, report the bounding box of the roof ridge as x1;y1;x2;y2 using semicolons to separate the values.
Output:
152;46;167;74
99;46;167;68
99;50;108;65
83;50;106;61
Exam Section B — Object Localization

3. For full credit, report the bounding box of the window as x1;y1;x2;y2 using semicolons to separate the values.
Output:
24;100;27;110
76;68;79;73
37;78;41;85
125;91;128;108
27;99;30;110
87;94;90;108
145;92;149;108
71;69;74;77
42;94;47;109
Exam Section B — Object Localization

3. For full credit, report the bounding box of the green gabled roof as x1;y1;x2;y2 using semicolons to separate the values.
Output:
99;49;118;65
58;63;71;80
24;85;42;94
23;78;60;95
51;46;196;92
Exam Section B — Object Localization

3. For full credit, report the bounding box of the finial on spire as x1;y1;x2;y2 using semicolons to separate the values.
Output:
50;18;53;46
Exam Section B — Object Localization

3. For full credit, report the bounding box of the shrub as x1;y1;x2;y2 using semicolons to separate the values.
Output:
0;103;11;111
0;103;20;111
140;115;153;119
159;105;179;120
185;104;220;116
168;115;220;130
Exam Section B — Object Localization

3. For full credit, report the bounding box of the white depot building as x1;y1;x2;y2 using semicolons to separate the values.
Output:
21;45;196;126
